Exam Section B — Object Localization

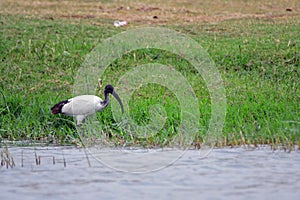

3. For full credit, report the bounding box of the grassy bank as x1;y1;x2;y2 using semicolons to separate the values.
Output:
0;14;299;149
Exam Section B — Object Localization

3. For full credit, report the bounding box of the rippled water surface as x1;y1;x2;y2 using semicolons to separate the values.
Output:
1;146;300;200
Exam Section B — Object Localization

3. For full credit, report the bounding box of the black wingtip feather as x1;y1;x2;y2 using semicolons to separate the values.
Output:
51;100;69;114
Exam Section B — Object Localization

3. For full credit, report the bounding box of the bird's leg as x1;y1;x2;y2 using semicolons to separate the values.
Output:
76;115;86;126
75;120;88;148
75;115;86;139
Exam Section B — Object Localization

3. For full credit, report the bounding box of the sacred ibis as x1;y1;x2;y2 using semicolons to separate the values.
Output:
51;84;124;125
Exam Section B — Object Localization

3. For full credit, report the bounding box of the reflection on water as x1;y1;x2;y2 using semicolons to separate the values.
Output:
1;146;299;200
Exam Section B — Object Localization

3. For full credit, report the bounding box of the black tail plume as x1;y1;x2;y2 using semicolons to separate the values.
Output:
51;100;69;114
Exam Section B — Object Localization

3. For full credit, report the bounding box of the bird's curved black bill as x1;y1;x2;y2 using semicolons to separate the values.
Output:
112;91;124;114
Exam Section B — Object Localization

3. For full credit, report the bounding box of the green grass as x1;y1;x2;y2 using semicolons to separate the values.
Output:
0;15;299;149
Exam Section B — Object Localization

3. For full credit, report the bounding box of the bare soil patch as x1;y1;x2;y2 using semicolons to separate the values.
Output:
1;0;299;25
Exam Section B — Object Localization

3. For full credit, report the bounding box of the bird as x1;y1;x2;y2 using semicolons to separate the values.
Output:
51;84;124;125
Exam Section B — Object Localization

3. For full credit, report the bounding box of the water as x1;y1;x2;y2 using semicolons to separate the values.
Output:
1;146;300;200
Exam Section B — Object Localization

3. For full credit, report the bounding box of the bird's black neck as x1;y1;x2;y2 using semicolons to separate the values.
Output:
101;91;110;108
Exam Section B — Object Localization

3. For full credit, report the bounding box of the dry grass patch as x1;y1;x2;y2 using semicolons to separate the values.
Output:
1;0;299;25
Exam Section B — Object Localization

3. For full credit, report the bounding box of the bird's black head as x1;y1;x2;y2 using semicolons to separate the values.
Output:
103;84;124;114
104;84;114;94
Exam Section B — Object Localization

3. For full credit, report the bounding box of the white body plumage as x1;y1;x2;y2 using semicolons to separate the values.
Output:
61;95;104;125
